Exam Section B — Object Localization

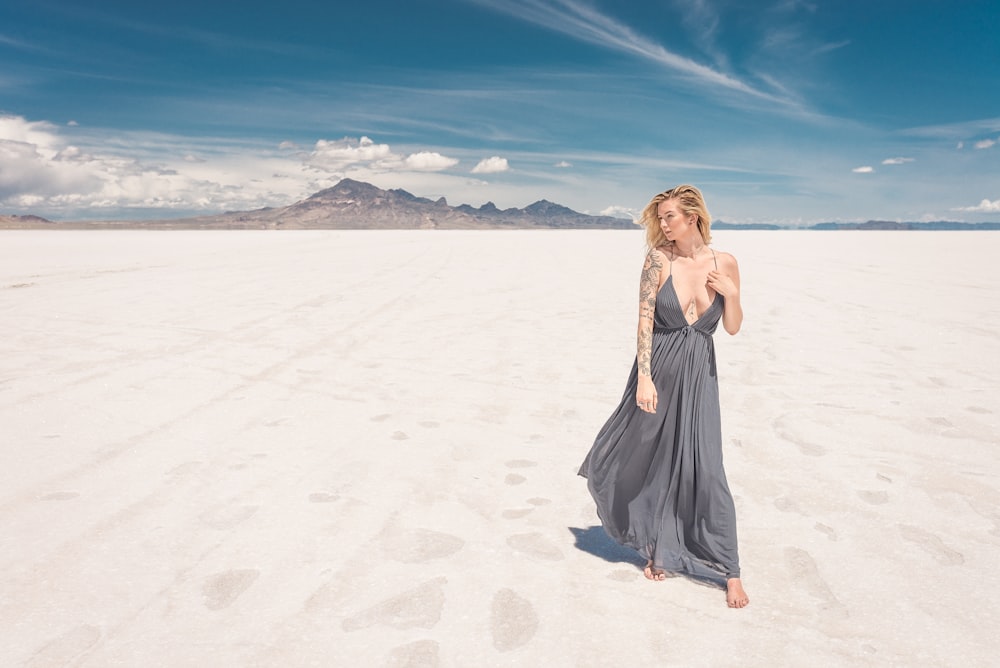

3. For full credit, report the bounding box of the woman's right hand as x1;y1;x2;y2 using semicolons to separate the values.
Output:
636;376;658;413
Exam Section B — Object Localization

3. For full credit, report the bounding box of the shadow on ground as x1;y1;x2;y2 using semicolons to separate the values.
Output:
569;526;646;567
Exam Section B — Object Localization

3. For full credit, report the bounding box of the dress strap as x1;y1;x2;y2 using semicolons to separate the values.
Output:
711;249;718;270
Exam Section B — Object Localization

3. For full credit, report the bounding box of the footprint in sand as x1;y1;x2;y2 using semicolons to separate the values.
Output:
773;496;802;513
418;420;440;428
202;569;259;610
200;505;259;530
308;492;340;503
857;490;889;505
166;461;203;478
506;533;564;561
966;406;992;414
391;431;410;440
504;474;527;486
342;577;446;632
502;508;533;519
385;639;440;668
784;547;846;616
490;589;539;652
814;523;837;540
379;526;464;563
898;524;964;565
370;413;392;422
526;497;551;506
505;459;537;469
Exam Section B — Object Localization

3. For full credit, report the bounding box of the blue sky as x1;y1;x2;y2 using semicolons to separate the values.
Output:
1;0;998;224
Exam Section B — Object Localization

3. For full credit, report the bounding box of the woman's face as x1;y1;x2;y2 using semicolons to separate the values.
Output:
657;199;696;241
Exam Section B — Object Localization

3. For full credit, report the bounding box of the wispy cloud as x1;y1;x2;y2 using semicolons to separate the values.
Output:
974;138;996;149
466;0;794;107
882;157;914;165
954;198;1000;212
852;166;874;173
901;117;1000;139
810;39;850;56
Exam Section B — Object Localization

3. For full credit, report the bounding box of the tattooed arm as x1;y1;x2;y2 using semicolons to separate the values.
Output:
636;249;665;413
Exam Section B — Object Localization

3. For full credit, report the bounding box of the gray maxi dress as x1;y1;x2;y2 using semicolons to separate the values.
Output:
579;254;740;581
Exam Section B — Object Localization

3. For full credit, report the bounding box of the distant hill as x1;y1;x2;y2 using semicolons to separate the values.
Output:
2;186;998;230
0;179;634;230
809;220;1000;231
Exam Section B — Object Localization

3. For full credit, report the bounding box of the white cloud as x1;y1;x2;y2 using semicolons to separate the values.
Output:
278;140;299;150
471;156;510;174
308;136;394;170
852;166;874;173
954;198;1000;212
974;138;996;149
0;114;307;215
307;136;458;173
0;117;467;217
882;157;914;165
67;120;78;127
600;205;637;220
554;160;572;168
403;151;459;171
957;141;964;149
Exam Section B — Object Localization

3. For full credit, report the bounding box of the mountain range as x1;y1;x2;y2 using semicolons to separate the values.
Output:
0;179;634;230
1;179;998;230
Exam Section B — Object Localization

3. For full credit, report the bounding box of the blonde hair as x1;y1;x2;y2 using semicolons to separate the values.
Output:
639;184;713;250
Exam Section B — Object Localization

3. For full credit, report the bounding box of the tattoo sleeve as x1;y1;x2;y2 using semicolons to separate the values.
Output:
637;250;662;377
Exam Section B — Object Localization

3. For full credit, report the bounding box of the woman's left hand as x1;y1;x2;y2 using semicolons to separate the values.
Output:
706;270;738;298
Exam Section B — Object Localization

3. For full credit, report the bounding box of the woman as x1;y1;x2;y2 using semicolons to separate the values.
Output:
579;184;749;608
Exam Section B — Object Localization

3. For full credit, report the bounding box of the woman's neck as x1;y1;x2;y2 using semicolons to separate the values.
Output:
671;236;706;259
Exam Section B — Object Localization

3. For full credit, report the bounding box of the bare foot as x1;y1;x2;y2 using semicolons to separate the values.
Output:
643;560;667;581
726;578;749;608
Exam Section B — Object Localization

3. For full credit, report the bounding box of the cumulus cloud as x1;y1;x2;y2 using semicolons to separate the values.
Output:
974;138;996;149
0;113;304;215
308;136;394;170
954;198;1000;212
0;117;102;200
403;151;459;171
471;156;510;174
882;157;914;165
600;205;637;220
67;120;78;126
307;136;457;173
554;160;572;168
852;166;874;173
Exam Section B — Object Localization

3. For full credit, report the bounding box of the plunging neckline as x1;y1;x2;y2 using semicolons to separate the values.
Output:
661;275;717;325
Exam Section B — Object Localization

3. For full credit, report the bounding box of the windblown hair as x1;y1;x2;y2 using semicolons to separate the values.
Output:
639;184;713;250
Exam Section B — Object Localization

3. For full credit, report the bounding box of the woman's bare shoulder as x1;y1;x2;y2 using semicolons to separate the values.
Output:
712;248;739;269
649;244;674;261
643;246;671;265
